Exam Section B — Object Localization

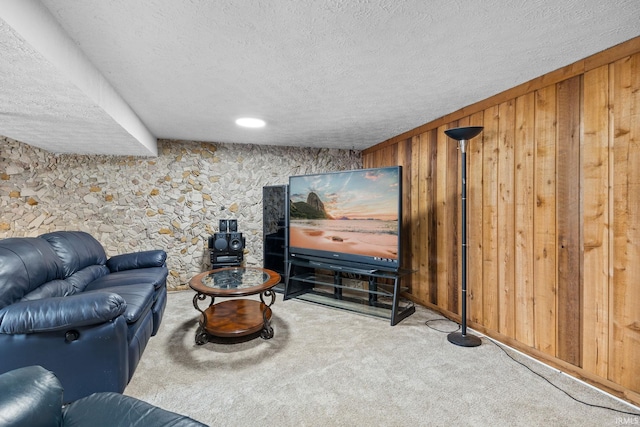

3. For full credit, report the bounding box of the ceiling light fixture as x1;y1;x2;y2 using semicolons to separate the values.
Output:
235;117;266;128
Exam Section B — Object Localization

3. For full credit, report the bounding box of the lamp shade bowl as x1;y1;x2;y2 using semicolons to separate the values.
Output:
444;126;484;141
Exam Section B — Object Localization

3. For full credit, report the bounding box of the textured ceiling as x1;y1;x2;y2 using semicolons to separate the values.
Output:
1;0;640;155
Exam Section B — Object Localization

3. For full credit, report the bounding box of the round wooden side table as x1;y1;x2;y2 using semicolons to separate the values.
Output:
189;267;281;345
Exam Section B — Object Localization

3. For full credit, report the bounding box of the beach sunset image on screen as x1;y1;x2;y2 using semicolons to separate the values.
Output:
288;166;401;268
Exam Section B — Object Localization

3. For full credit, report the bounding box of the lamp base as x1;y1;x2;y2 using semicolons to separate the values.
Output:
447;331;482;347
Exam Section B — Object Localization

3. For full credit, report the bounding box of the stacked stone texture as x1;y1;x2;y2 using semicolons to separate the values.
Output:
0;137;362;289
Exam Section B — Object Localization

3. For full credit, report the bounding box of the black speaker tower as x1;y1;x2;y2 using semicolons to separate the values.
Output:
208;220;244;268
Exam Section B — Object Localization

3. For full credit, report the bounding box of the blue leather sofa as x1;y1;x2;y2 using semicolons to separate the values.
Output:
0;231;168;402
0;365;206;427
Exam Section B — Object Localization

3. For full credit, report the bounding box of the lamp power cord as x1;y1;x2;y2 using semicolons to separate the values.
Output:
424;318;640;417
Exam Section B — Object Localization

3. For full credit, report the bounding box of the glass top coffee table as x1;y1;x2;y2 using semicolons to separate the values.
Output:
189;267;281;345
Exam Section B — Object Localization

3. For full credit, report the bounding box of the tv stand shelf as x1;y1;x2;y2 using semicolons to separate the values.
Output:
284;258;415;325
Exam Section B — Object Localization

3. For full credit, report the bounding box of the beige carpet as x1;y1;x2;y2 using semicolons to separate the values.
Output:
125;291;639;426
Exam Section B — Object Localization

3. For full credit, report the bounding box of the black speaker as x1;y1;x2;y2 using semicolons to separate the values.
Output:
212;232;229;252
228;219;238;232
219;219;228;232
228;232;245;252
209;231;244;267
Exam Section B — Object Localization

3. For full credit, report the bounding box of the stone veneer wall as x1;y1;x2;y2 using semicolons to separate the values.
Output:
0;136;362;290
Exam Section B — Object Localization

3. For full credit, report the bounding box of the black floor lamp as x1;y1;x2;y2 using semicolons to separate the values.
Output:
444;126;484;347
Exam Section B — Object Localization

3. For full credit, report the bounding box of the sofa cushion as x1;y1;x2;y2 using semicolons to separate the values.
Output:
86;284;155;325
20;264;110;301
0;238;63;309
64;265;110;293
0;366;63;427
62;392;207;426
21;279;77;301
86;267;168;292
39;231;107;278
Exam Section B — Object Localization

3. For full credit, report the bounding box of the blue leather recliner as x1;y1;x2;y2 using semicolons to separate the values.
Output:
0;231;168;402
0;365;206;427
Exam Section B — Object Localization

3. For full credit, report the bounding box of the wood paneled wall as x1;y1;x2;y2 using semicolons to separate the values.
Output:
363;37;640;406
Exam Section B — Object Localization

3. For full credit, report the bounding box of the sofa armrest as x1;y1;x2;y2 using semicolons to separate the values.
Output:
62;392;207;427
106;250;167;272
0;366;63;427
0;292;125;334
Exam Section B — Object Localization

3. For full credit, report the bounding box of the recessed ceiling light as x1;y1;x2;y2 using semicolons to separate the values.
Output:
235;117;266;128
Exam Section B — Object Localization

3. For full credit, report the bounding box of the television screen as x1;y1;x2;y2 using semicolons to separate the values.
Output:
288;166;402;271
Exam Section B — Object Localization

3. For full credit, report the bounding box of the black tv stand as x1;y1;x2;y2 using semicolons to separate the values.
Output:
284;257;415;325
308;260;377;275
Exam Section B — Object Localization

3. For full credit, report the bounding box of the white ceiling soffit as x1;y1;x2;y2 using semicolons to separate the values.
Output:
0;0;157;156
2;1;640;155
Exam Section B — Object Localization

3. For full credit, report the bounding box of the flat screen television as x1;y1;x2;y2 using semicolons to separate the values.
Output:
288;166;402;272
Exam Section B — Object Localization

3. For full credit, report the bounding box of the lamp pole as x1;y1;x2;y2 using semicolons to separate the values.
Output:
443;126;483;347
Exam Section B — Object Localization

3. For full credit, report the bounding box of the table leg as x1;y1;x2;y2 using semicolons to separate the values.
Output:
193;292;214;345
195;325;209;345
260;290;276;339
